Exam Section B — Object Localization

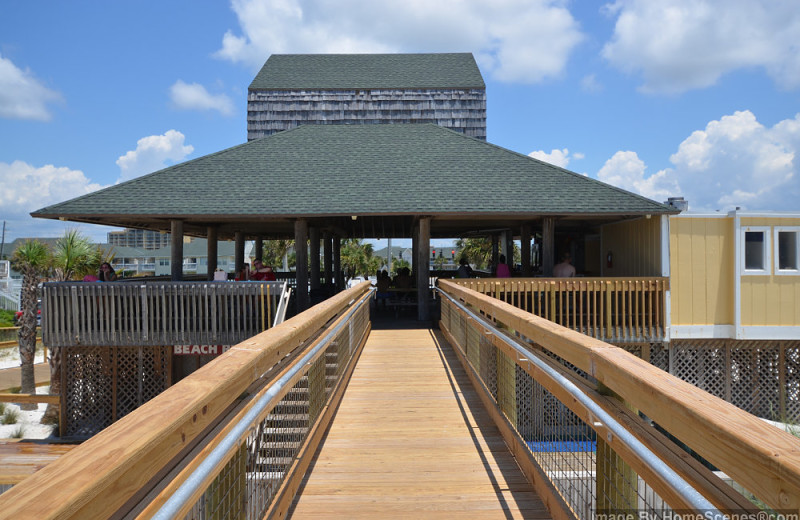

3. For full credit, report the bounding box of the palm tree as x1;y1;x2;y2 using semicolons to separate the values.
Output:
10;240;51;401
51;229;103;281
42;230;103;424
341;239;381;282
260;239;294;270
455;238;492;269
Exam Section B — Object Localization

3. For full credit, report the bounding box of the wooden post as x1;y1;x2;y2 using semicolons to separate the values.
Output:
333;235;342;292
521;223;532;277
309;227;320;291
323;233;333;287
504;230;513;272
596;383;639;514
295;219;309;312
491;234;499;272
170;220;183;281
411;226;418;278
234;231;245;275
542;217;555;277
254;238;263;263
417;217;430;321
206;227;218;281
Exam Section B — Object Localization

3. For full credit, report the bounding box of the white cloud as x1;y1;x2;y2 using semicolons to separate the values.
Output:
0;160;109;241
580;74;602;93
170;80;235;116
597;151;679;201
216;0;584;83
602;0;800;93
0;54;62;121
528;148;578;168
597;111;800;211
116;130;194;181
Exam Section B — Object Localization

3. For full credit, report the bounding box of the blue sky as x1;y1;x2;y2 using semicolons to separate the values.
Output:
1;0;799;245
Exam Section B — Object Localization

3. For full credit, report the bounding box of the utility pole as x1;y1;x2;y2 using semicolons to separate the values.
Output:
0;221;5;260
387;238;393;274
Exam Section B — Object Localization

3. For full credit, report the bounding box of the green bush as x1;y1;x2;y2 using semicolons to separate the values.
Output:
2;408;19;425
10;425;25;438
0;309;15;328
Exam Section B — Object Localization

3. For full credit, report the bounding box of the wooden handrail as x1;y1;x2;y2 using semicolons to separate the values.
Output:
451;277;669;342
439;279;800;512
0;281;372;520
0;394;59;405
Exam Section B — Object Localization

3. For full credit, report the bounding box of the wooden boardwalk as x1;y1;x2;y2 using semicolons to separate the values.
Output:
289;327;551;519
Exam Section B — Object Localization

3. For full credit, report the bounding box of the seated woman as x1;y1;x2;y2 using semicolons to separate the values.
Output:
98;262;118;281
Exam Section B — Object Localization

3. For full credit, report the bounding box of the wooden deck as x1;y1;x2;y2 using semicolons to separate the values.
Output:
289;327;551;519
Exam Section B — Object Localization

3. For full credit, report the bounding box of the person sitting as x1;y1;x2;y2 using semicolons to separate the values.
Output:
495;255;511;278
394;267;412;289
375;270;392;307
98;262;118;281
553;252;576;277
250;260;277;281
456;256;473;278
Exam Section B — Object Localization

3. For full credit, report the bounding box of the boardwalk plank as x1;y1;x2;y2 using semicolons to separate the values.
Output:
289;328;551;519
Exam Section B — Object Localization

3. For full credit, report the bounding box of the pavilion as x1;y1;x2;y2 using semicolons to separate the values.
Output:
32;121;674;317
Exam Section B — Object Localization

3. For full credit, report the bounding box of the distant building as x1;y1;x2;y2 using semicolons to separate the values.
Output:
110;238;243;277
247;53;487;140
108;228;171;250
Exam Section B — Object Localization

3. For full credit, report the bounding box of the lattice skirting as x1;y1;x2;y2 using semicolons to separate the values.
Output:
615;340;800;423
62;346;171;438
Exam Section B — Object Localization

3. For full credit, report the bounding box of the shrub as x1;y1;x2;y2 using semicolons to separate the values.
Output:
10;425;25;438
2;408;19;425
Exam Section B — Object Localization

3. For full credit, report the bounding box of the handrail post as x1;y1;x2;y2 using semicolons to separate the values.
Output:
605;281;612;341
596;382;639;513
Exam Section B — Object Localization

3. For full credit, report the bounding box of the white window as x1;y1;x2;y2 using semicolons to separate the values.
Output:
742;227;771;275
775;227;800;275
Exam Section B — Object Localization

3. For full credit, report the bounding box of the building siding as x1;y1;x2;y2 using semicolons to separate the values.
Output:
247;88;487;141
739;216;800;327
669;216;735;327
601;216;662;277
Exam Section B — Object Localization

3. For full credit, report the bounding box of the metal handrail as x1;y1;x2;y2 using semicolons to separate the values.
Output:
152;290;371;519
437;287;719;513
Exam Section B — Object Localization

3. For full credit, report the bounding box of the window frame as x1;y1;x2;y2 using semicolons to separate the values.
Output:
741;226;771;275
774;226;800;276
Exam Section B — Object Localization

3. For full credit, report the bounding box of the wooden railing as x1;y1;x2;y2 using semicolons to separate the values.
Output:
451;277;668;342
438;280;800;515
41;281;288;348
0;282;372;519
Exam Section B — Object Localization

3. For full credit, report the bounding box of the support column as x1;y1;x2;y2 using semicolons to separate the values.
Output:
416;217;430;321
235;231;245;277
491;234;499;274
521;223;532;277
333;236;342;292
542;217;555;277
207;227;218;281
503;230;514;271
309;227;320;291
323;233;333;287
254;238;263;263
170;220;183;281
295;219;309;312
411;226;418;277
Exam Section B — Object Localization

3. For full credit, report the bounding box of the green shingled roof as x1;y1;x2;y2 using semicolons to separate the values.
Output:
33;124;672;221
249;53;486;90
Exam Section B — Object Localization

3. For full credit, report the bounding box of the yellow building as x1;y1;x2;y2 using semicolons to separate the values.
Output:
669;211;800;340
